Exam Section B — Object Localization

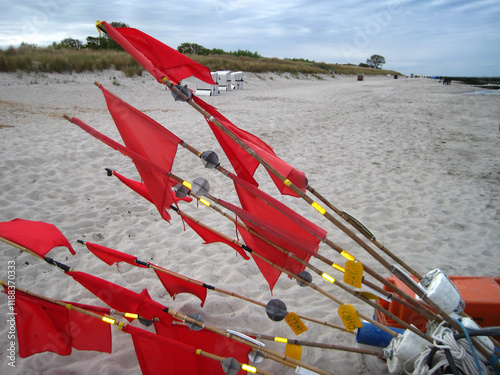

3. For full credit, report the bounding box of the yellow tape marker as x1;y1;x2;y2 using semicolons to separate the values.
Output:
118;322;124;330
332;263;345;273
199;198;211;207
124;313;139;319
242;364;257;373
283;179;292;186
102;316;116;325
338;304;363;332
285;312;308;335
274;337;288;343
311;201;326;215
195;348;202;355
182;181;192;189
343;260;364;289
65;304;72;310
340;250;355;261
321;273;335;284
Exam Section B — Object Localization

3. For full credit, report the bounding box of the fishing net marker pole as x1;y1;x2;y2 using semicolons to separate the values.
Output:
1;238;330;375
89;82;439;325
157;81;483;344
1;282;277;375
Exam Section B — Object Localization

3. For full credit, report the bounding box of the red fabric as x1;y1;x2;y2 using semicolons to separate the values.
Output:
0;218;75;258
103;21;215;86
153;266;207;307
231;172;327;242
68;271;164;321
193;96;307;196
70;116;175;222
112;170;193;204
181;213;250;260
172;326;250;375
85;242;146;268
7;287;111;358
123;324;199;375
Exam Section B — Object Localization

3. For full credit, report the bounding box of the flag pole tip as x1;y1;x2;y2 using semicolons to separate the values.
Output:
63;114;72;122
94;81;101;87
104;168;113;176
77;239;85;245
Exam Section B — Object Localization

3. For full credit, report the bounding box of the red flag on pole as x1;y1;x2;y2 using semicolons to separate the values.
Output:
67;271;165;321
181;213;250;260
0;218;75;258
193;96;308;196
123;324;199;375
5;286;111;358
70;116;177;222
85;242;147;268
153;266;207;307
111;170;193;205
100;21;215;86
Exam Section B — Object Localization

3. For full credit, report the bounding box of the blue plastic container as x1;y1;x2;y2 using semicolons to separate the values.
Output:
356;322;405;348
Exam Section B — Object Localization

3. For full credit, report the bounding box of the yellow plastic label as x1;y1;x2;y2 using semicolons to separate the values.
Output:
283;179;292;186
338;304;363;332
311;201;326;215
124;313;139;319
241;364;257;373
182;181;192;189
285;312;308;335
340;250;355;261
199;198;211;207
344;260;364;289
285;343;302;361
275;337;288;343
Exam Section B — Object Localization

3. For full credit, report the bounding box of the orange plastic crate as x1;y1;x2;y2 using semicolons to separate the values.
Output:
375;276;500;331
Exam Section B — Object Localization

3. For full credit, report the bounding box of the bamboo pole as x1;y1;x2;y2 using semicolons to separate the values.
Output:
1;282;276;375
80;238;349;334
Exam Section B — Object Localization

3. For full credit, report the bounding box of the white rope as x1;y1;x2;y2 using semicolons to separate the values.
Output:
410;322;492;375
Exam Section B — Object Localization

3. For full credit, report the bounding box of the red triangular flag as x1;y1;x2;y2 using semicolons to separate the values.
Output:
181;213;250;260
5;286;111;358
102;21;215;85
193;96;307;196
67;271;165;321
153;266;207;307
85;242;147;268
0;218;75;258
123;324;199;375
70;116;176;222
112;170;192;204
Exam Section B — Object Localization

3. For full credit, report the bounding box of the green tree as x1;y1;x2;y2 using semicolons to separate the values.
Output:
177;43;210;55
366;54;386;69
85;36;108;50
57;37;83;50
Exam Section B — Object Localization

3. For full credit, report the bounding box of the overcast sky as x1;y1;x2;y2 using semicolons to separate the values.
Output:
0;0;498;76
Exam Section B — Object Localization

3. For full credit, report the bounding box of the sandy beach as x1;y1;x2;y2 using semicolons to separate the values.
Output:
0;70;499;374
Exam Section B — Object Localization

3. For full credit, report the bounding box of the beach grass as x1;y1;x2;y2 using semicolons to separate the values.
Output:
0;45;402;77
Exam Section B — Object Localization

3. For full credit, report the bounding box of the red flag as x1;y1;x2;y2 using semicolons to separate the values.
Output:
101;21;215;85
171;325;250;375
181;213;250;260
85;242;147;268
112;170;193;204
70;116;176;222
5;286;111;358
67;271;165;321
123;324;199;375
193;96;307;196
231;172;327;242
0;218;75;258
153;267;207;307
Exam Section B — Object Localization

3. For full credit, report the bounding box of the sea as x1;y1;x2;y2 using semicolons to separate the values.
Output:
447;76;500;95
